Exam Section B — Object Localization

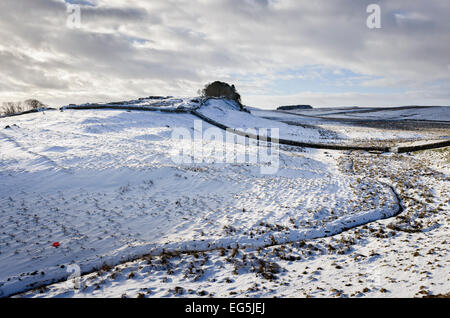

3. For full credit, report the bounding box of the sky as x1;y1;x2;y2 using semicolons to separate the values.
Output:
0;0;449;109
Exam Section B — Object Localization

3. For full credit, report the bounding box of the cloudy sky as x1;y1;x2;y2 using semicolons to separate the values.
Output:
1;0;449;108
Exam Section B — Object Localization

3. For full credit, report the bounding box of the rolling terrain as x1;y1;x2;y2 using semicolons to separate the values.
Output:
0;99;448;297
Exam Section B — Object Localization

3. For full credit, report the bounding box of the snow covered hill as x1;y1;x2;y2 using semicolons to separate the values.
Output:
0;98;448;298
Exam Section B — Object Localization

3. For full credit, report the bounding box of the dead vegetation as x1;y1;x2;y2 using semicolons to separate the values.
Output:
1;99;46;116
338;149;448;235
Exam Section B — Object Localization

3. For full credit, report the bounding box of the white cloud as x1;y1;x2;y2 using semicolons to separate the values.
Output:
0;0;449;108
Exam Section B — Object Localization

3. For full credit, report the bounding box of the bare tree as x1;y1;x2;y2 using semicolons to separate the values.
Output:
24;99;45;109
2;102;22;115
1;99;46;115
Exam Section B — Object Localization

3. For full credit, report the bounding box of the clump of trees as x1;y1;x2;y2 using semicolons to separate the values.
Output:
200;81;243;109
0;99;46;116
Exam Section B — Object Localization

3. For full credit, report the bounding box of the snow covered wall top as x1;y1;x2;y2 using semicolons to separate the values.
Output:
63;96;202;111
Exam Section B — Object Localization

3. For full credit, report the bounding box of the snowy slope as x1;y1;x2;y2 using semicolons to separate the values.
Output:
250;107;449;144
271;106;450;122
198;100;329;142
317;106;450;122
16;146;450;299
0;107;400;296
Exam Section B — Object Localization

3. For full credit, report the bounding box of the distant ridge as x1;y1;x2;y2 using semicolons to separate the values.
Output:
277;105;313;111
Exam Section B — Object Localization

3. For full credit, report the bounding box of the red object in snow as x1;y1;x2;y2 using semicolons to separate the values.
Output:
52;242;60;248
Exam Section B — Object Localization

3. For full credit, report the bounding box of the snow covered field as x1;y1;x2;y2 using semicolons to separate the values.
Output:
0;99;448;298
251;106;450;146
273;106;450;122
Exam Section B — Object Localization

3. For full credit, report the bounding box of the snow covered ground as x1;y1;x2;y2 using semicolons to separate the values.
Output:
0;99;448;298
67;96;200;111
273;106;450;122
251;106;450;146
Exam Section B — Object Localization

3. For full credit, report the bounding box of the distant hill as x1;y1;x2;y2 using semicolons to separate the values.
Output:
277;105;313;111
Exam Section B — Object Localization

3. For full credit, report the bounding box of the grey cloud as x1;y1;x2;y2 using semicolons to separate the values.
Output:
0;0;449;107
